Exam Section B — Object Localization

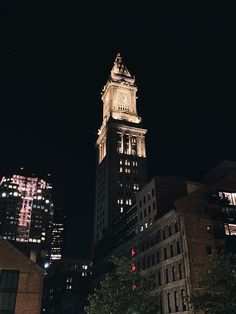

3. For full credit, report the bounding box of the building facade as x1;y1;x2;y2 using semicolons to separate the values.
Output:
136;176;188;234
0;238;44;314
50;206;65;262
174;160;236;302
110;161;236;313
50;222;64;262
93;54;148;256
0;174;54;265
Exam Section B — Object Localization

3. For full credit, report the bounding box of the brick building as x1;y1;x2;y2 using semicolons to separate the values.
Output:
110;161;236;313
0;238;44;314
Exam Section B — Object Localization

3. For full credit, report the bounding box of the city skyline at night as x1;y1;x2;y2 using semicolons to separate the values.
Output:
1;6;235;259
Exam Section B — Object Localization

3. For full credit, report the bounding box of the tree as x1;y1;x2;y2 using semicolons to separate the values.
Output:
191;251;236;314
85;256;159;314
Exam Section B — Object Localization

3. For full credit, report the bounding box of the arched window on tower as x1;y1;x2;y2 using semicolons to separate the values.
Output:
131;137;137;155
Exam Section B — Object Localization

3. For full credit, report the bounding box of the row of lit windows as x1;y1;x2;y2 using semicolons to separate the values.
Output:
117;198;132;205
119;167;138;174
29;238;41;243
119;167;132;173
119;159;138;167
219;191;236;206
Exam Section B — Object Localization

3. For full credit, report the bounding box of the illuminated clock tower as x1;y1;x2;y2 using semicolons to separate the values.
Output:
94;54;147;250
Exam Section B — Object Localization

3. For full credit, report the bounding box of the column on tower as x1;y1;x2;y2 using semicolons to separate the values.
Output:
121;133;124;154
128;135;132;155
141;136;146;157
137;136;141;157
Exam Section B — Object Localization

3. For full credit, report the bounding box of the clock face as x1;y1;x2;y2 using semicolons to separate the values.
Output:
119;92;128;103
117;91;130;110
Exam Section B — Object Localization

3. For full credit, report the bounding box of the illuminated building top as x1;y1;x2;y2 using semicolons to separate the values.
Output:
0;174;53;244
100;53;141;127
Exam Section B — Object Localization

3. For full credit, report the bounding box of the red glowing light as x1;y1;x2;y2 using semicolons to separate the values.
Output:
131;247;135;257
131;263;136;272
132;283;137;290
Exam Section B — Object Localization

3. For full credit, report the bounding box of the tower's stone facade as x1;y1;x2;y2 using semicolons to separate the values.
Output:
94;54;147;252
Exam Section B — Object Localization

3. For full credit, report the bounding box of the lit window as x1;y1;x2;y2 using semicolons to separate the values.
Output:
124;160;130;166
120;159;122;165
140;225;144;232
119;167;123;173
1;192;6;197
145;222;148;228
224;223;236;235
206;225;212;232
117;198;123;204
120;207;124;213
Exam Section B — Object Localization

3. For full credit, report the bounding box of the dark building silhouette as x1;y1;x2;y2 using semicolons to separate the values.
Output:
113;203;137;247
93;53;148;258
42;259;92;314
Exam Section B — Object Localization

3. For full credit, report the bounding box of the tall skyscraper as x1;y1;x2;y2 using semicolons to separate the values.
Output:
50;207;65;262
94;54;147;253
0;174;54;264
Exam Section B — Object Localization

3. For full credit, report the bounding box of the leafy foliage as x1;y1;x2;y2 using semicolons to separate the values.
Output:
85;256;159;314
191;252;236;314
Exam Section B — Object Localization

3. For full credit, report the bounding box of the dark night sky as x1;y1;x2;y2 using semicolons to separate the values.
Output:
0;4;235;258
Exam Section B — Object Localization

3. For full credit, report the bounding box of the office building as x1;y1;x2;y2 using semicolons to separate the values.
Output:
0;174;54;265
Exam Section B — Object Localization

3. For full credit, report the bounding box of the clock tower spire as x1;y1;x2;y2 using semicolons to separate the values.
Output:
94;54;147;251
101;53;141;126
